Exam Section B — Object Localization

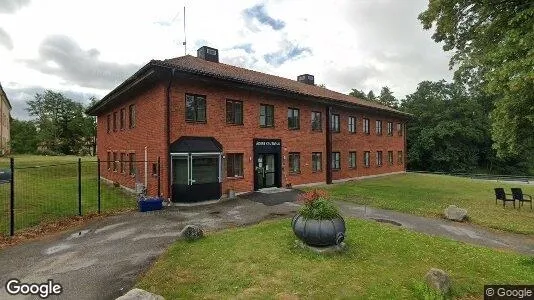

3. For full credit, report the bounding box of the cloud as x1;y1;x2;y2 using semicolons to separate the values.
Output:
233;43;254;54
243;4;285;31
0;28;13;50
0;0;30;13
23;35;140;89
264;40;311;67
3;85;99;120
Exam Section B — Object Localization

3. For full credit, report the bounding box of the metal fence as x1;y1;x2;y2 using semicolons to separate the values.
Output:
408;170;534;183
0;157;161;237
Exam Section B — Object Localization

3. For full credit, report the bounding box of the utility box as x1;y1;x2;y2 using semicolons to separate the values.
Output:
138;196;163;212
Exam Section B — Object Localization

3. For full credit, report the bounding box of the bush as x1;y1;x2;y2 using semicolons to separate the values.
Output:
297;189;340;220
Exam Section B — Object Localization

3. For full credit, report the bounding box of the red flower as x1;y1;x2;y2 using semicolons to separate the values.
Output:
296;189;329;206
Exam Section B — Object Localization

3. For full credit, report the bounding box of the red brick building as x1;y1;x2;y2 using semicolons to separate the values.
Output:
87;46;410;203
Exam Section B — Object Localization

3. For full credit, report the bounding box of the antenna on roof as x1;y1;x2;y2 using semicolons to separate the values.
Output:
182;3;187;55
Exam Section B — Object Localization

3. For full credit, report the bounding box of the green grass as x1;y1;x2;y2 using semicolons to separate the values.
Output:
316;173;534;235
0;155;136;235
137;219;534;299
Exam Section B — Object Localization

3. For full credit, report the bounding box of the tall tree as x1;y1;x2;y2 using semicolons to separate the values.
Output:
378;86;398;108
10;118;39;154
349;89;367;99
367;90;376;101
418;0;534;158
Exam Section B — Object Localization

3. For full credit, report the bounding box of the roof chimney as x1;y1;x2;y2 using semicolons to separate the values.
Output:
297;74;314;85
197;46;219;63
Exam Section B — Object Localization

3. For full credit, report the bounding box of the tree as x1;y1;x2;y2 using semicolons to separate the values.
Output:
349;89;367;99
418;1;534;158
367;90;376;101
378;86;398;108
10;118;39;154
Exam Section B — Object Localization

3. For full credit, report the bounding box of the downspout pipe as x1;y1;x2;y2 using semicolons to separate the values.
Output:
166;68;176;200
326;105;332;184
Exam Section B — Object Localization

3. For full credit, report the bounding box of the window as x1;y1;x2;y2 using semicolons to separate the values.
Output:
397;123;403;136
112;152;117;171
376;120;382;135
152;163;158;176
106;115;111;133
348;117;356;133
129;104;136;129
226;100;243;125
113;112;117;131
311;111;322;131
349;151;356;168
388;151;394;165
120;153;126;173
331;114;340;132
312;152;322;172
185;94;207;122
363;118;370;134
120;108;125;130
398;151;403;164
364;151;370;167
106;151;111;169
288;108;300;130
129;153;136;176
377;151;383;166
332;152;340;170
260;104;274;127
227;153;244;177
387;122;393;136
289;153;300;173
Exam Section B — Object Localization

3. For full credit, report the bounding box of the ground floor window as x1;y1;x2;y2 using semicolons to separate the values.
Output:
107;151;111;169
377;151;383;166
364;151;370;167
398;151;403;164
227;153;244;177
349;151;356;168
388;151;394;165
112;152;117;171
312;152;322;172
289;152;300;173
129;153;136;176
120;153;126;173
332;152;340;170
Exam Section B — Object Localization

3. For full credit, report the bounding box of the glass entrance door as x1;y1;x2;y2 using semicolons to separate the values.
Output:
171;153;221;202
256;154;277;189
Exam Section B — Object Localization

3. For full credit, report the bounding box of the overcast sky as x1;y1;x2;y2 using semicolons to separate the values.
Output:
0;0;452;119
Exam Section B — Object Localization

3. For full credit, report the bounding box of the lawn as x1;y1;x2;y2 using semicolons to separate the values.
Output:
137;219;534;299
0;155;136;235
317;173;534;235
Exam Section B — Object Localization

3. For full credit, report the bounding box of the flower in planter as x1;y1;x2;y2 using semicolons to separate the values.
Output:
296;189;340;220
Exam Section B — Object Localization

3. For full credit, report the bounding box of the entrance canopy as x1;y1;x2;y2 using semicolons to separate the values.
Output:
170;136;223;153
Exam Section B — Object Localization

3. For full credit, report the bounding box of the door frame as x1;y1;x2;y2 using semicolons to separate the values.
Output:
170;152;222;202
253;138;282;190
255;153;278;189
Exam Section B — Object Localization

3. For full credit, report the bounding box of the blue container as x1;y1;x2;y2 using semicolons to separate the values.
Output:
138;197;163;212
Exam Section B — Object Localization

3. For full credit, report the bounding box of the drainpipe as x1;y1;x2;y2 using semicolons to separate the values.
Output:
144;146;148;188
326;105;332;184
165;68;176;200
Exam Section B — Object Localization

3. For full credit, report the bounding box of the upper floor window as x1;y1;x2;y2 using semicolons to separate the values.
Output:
289;152;301;173
363;118;370;134
397;123;403;136
312;152;322;172
311;111;322;131
349;151;356;168
106;115;111;133
185;94;206;123
129;104;136;129
348;117;356;133
331;114;340;133
113;112;117;132
288;108;300;130
120;108;126;130
387;122;393;136
260;104;274;127
332;152;340;170
377;151;383;166
226;100;243;125
376;120;382;135
364;151;370;167
227;153;244;177
388;151;394;165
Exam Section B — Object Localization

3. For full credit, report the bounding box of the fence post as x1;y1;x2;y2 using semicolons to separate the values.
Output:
9;157;14;236
157;156;161;197
97;158;101;214
78;157;82;216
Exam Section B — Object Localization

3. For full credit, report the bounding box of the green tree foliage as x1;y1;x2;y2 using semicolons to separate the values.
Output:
26;90;95;155
10;118;39;154
378;86;398;108
349;89;367;99
367;90;376;101
419;0;534;158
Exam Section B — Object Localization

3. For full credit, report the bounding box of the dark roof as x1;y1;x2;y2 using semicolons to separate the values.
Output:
0;82;12;110
87;55;410;117
170;136;223;153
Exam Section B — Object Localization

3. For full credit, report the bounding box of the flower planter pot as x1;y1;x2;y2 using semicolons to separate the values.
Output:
291;213;346;247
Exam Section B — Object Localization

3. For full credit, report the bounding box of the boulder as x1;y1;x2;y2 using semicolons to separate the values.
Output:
116;288;164;300
444;205;468;222
424;268;451;294
180;224;204;241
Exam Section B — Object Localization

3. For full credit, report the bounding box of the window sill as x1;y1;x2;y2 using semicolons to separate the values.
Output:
186;120;207;124
260;125;275;129
226;123;244;126
226;176;244;180
311;129;323;133
349;166;356;169
332;168;341;172
289;172;301;176
288;128;300;131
